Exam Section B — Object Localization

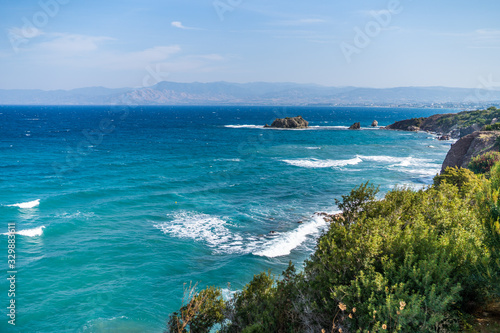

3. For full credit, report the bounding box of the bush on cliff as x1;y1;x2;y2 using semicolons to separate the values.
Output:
168;170;499;332
482;123;500;131
468;151;500;175
304;182;485;332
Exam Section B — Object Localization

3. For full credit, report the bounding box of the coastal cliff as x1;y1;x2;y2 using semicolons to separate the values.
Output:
441;130;500;172
385;106;500;138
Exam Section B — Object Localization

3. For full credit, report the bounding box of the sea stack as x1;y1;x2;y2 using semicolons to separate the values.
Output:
264;116;309;129
371;120;378;127
349;122;361;130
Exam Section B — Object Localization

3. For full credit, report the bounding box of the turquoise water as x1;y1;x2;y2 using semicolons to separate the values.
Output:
0;105;456;332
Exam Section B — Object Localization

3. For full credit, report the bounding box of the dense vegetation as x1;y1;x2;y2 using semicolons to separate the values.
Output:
168;165;500;333
434;106;500;130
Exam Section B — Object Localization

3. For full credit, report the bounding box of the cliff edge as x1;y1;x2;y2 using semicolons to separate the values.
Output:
441;131;500;172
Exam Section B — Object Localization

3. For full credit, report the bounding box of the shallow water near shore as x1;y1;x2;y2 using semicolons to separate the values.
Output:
0;105;456;332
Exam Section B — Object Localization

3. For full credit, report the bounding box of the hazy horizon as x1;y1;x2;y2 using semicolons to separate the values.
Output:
2;81;499;92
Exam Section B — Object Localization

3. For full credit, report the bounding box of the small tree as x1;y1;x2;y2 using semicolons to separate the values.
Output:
167;283;226;333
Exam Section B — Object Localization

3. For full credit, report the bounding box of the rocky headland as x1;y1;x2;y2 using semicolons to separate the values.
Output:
264;116;309;129
385;106;500;139
384;107;500;172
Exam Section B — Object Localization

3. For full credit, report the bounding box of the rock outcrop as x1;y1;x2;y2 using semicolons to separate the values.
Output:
385;114;456;133
441;131;500;172
264;116;308;129
459;124;482;137
349;122;361;130
384;117;426;131
385;107;500;139
371;120;378;127
438;135;451;141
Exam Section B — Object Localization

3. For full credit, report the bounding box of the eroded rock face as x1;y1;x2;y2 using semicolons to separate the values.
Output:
441;131;500;172
371;120;378;127
264;116;308;129
459;124;482;138
349;122;361;130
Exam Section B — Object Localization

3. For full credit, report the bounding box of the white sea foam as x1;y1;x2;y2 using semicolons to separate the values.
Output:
3;226;45;237
226;125;352;130
358;155;434;165
155;212;244;252
308;125;349;129
282;154;440;179
225;125;263;129
253;215;328;258
221;288;238;301
282;157;362;168
305;147;321;150
156;211;333;257
392;167;440;177
215;158;241;162
7;199;40;209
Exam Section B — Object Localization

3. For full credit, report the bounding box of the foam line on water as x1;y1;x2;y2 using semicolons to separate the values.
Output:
252;215;328;258
6;199;40;209
357;155;432;164
225;125;263;129
282;157;362;168
2;226;45;237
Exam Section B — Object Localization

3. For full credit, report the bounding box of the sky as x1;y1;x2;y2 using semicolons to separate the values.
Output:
0;0;500;90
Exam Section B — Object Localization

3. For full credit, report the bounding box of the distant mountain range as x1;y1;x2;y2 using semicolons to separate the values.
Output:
1;81;499;108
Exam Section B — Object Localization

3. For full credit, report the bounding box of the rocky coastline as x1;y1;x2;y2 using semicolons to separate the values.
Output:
384;106;500;139
383;107;500;172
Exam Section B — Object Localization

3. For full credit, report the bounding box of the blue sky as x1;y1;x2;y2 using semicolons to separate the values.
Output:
1;0;500;90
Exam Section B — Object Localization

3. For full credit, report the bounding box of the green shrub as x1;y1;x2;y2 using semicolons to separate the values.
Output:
468;151;500;175
305;183;485;332
434;167;481;196
483;123;500;131
476;163;500;299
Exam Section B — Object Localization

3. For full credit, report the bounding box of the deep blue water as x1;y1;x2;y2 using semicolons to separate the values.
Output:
0;105;456;332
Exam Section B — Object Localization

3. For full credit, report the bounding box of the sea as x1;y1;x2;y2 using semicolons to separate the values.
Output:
0;105;456;332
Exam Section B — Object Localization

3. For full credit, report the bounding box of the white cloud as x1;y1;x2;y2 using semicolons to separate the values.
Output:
0;30;229;88
36;33;114;53
102;46;182;70
171;21;199;30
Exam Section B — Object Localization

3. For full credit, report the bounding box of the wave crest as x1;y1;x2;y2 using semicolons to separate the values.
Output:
155;211;331;257
2;226;45;237
7;199;40;209
282;157;362;168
